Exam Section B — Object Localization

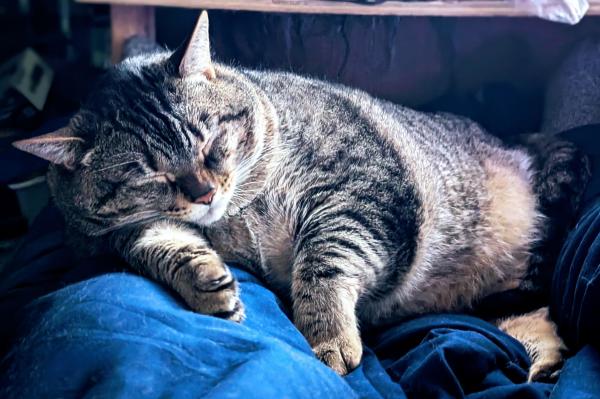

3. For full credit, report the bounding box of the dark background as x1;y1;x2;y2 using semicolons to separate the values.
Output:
1;1;599;265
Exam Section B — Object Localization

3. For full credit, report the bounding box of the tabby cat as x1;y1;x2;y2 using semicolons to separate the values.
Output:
14;12;589;380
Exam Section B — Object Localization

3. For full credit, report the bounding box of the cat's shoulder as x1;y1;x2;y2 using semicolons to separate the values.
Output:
243;68;339;94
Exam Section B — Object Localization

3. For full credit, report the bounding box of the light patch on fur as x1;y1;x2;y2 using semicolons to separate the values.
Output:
483;156;539;256
202;189;234;224
81;150;94;166
261;218;294;291
133;221;206;254
181;189;234;226
247;185;297;293
357;109;542;324
496;307;566;382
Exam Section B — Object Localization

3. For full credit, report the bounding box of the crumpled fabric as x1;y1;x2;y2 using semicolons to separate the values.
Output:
551;199;600;350
514;0;588;24
0;204;599;398
1;270;552;399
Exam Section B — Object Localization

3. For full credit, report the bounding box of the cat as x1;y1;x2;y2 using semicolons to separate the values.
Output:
14;12;589;380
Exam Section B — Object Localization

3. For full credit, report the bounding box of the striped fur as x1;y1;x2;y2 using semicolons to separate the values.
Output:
14;13;588;378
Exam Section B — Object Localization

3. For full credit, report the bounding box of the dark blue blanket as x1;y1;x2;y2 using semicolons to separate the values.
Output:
1;204;599;398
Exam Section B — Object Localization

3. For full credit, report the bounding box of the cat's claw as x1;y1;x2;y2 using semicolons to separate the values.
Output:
312;330;363;375
186;278;244;322
212;298;246;323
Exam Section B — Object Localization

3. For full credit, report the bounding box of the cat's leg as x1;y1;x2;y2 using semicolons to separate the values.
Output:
292;265;362;375
495;307;566;382
111;220;244;321
291;235;372;375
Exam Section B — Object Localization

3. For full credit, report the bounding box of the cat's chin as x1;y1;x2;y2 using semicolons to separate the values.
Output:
185;194;230;226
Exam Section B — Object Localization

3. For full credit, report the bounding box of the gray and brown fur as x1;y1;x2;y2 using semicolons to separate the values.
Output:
496;307;567;382
14;12;589;380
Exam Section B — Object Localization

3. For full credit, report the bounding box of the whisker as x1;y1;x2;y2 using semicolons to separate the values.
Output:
104;152;145;161
92;211;162;236
234;180;260;189
91;159;142;173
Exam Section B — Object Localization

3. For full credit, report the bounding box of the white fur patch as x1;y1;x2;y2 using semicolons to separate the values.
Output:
184;189;233;226
133;221;206;254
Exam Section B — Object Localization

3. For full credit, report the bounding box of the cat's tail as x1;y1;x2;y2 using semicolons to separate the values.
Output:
512;133;591;220
472;133;590;319
510;133;590;295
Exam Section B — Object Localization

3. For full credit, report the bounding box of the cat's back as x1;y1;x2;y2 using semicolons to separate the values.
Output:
242;68;540;322
245;69;501;213
245;69;494;153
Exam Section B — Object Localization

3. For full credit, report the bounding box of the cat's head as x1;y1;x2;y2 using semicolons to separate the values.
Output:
13;12;276;236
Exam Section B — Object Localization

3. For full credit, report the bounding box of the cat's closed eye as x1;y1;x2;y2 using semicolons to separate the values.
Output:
202;132;231;170
204;152;220;169
219;109;248;124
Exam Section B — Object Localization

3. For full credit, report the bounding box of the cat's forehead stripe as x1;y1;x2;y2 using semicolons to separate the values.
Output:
90;64;203;166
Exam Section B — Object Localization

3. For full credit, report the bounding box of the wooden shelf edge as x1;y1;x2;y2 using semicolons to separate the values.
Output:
77;0;600;17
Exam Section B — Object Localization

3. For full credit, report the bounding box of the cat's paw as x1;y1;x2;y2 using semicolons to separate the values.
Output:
171;250;245;322
496;307;566;383
527;338;566;383
528;357;564;383
311;327;363;375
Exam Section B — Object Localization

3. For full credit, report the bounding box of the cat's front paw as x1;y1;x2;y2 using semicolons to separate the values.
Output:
171;250;245;322
310;327;363;375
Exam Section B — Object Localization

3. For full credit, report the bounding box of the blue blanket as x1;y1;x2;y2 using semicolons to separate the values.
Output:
1;205;599;398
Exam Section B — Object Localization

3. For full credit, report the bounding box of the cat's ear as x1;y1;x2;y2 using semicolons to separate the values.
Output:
170;11;215;80
12;127;85;170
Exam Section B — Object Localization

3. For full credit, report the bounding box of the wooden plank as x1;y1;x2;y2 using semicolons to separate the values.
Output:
110;4;155;63
80;0;600;17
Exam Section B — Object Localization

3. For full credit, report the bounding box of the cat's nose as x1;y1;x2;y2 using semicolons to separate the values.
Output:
178;173;216;205
193;184;216;205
